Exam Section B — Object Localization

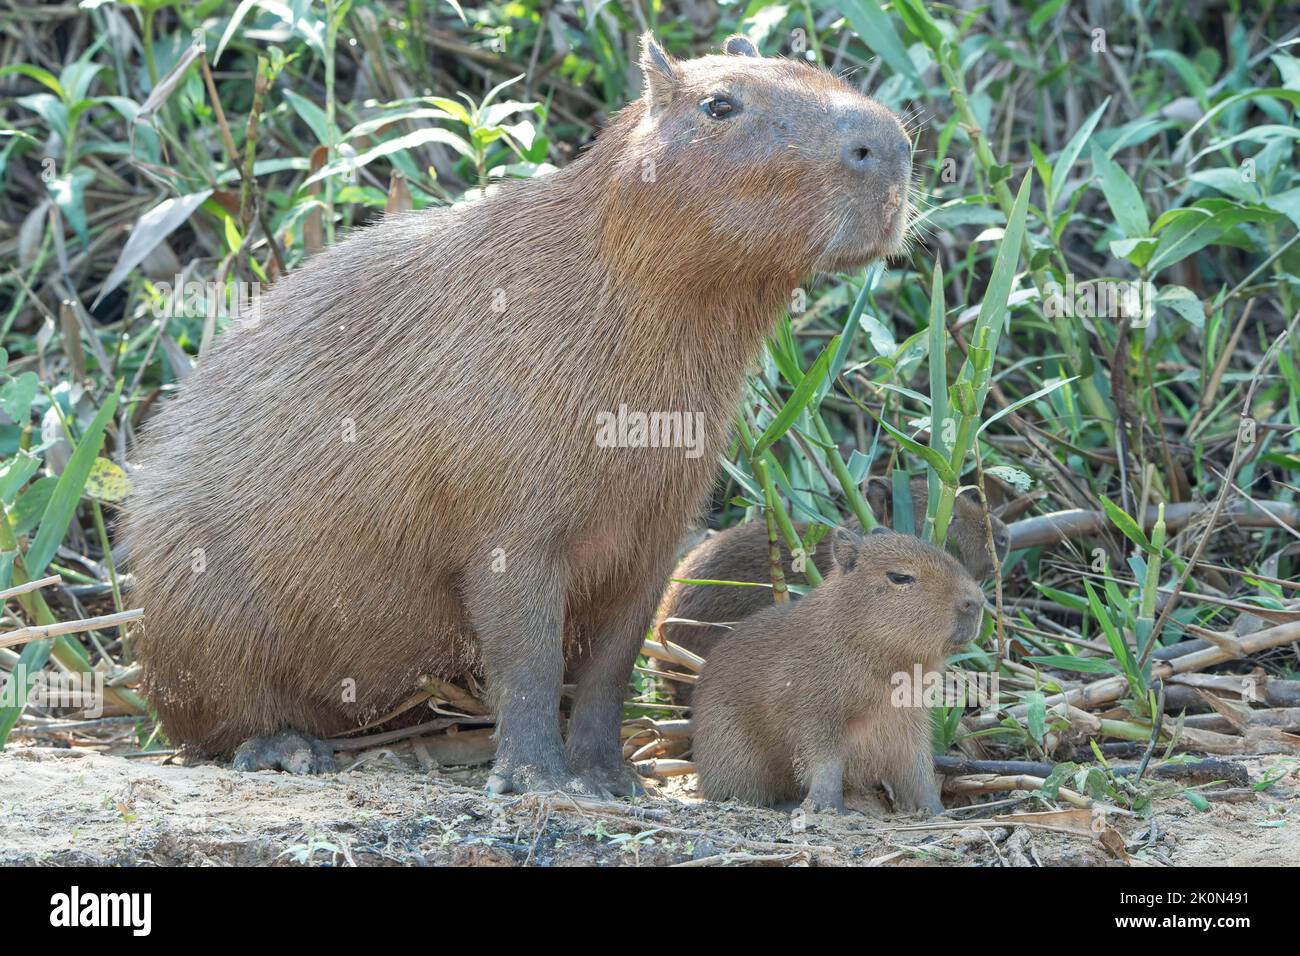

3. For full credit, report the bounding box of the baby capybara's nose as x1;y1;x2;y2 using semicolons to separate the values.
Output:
840;129;910;176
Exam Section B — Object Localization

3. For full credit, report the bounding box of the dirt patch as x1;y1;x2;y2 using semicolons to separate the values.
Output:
1;746;1297;866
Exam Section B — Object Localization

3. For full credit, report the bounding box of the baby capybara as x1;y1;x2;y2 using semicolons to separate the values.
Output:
124;34;914;796
691;528;983;813
654;477;1005;667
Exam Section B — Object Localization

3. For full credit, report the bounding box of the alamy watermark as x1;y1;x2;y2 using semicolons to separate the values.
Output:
0;665;104;717
152;273;260;324
595;404;705;458
890;666;999;710
1043;274;1157;327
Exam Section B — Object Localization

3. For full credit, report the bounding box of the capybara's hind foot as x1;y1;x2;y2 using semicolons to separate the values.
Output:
231;732;336;774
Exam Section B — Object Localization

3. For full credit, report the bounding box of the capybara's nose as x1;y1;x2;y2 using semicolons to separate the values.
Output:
958;596;981;618
841;130;910;176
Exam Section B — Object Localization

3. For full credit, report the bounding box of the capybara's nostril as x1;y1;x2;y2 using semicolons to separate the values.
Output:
842;131;910;175
842;141;876;173
959;596;981;617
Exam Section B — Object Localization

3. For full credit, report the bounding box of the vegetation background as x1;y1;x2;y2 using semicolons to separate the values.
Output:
0;0;1298;815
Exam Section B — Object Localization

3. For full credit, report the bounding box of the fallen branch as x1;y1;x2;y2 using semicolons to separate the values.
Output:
0;608;143;649
1008;500;1300;550
971;619;1300;730
945;773;1094;808
0;574;62;602
641;635;705;673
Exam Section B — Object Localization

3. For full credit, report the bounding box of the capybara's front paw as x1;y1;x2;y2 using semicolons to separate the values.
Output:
231;732;336;774
801;793;846;815
574;761;646;799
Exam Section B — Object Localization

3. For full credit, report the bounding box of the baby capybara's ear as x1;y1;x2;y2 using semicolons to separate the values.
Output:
723;34;759;57
831;525;867;572
864;476;892;524
639;34;679;110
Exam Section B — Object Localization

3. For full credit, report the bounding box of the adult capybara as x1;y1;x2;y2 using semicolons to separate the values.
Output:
653;478;1005;669
125;34;913;796
691;528;983;813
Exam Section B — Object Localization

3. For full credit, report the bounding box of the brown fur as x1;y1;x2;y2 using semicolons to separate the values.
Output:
654;478;1006;669
691;528;983;813
124;35;912;794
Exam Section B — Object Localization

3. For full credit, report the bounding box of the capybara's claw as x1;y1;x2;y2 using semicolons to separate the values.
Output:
231;732;336;774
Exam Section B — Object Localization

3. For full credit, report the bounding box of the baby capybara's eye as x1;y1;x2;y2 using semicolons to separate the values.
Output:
886;572;916;585
700;95;738;118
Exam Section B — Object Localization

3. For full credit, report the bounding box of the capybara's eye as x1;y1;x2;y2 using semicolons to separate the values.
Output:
700;95;738;119
886;572;915;585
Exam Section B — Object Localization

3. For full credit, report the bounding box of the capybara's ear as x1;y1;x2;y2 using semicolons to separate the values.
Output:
723;34;759;57
831;525;866;572
639;34;679;110
864;476;891;524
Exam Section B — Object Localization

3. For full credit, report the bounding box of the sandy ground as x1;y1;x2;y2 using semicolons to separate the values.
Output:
2;744;1298;866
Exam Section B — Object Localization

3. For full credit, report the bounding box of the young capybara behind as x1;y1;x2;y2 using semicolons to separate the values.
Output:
125;34;914;795
653;477;1005;670
691;528;983;813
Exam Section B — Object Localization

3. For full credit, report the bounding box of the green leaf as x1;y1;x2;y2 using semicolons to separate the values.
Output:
865;407;957;484
214;0;265;65
0;64;63;97
1099;496;1152;552
0;372;39;423
1050;98;1110;210
1156;285;1204;327
0;452;41;503
283;89;335;146
1034;583;1090;612
828;0;921;85
1028;0;1068;32
893;0;944;51
1026;692;1046;744
27;383;121;576
1182;88;1300;143
1085;579;1144;700
10;476;57;536
1146;202;1275;273
977;376;1078;435
960;171;1032;410
303;127;474;186
927;264;949;518
752;338;837;459
1089;141;1149;238
822;266;879;405
1027;655;1118;675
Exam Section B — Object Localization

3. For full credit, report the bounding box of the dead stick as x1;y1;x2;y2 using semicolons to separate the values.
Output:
1008;500;1300;550
0;575;61;602
0;608;142;649
972;618;1300;730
